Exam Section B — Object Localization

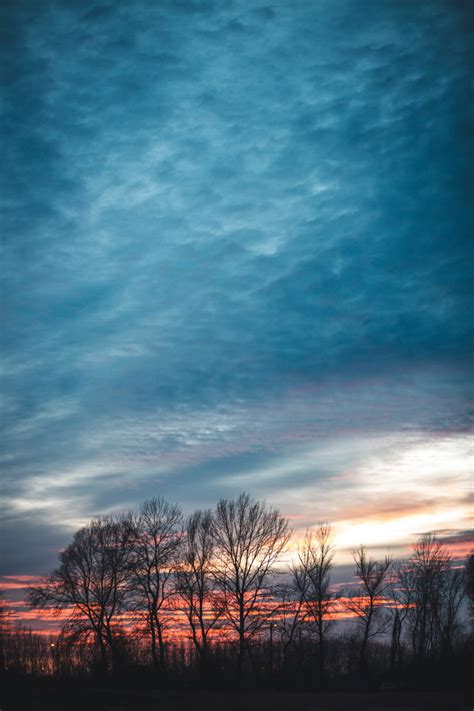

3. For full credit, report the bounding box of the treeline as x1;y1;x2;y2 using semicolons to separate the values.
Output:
1;493;472;691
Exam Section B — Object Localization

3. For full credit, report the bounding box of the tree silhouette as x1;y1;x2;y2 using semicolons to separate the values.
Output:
293;524;336;687
130;498;182;672
0;587;13;673
28;515;135;672
465;553;474;625
396;533;462;664
212;493;290;681
20;496;470;692
177;509;221;669
343;546;392;676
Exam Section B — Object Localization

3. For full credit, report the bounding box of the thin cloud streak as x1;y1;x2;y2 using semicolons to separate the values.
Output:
1;0;472;577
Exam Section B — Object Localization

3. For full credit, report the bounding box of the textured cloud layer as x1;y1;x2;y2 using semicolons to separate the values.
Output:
1;0;472;575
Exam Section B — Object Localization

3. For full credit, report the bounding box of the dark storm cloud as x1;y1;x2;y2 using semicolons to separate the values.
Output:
1;0;472;574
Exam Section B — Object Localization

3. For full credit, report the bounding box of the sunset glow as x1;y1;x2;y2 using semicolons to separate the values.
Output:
1;0;472;653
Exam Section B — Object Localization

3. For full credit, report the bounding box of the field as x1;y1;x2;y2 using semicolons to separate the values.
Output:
1;685;471;711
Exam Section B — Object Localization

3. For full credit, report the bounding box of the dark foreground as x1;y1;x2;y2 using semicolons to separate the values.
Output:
1;682;471;711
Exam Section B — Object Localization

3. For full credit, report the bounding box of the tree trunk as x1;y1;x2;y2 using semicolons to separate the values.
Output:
319;635;326;689
150;622;160;672
236;597;245;683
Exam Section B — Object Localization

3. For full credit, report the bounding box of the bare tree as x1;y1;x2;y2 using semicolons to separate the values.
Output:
282;550;312;673
389;560;414;680
212;493;290;680
465;553;474;626
343;546;392;674
399;533;450;663
437;564;465;655
28;515;135;672
0;587;13;673
295;524;336;687
177;509;221;667
130;498;182;673
397;533;465;664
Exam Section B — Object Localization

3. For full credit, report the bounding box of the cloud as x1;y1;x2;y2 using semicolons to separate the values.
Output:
0;0;471;575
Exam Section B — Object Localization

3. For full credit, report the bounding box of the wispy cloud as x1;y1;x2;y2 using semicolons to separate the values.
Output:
1;0;471;575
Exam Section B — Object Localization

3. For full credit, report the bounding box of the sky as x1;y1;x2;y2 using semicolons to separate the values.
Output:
1;0;473;591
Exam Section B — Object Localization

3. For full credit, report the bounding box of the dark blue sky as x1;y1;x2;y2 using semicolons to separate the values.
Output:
1;0;472;576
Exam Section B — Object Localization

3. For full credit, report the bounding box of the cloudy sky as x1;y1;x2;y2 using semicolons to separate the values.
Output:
1;0;472;583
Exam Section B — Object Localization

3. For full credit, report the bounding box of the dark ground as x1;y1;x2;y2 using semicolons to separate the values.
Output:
0;684;471;711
